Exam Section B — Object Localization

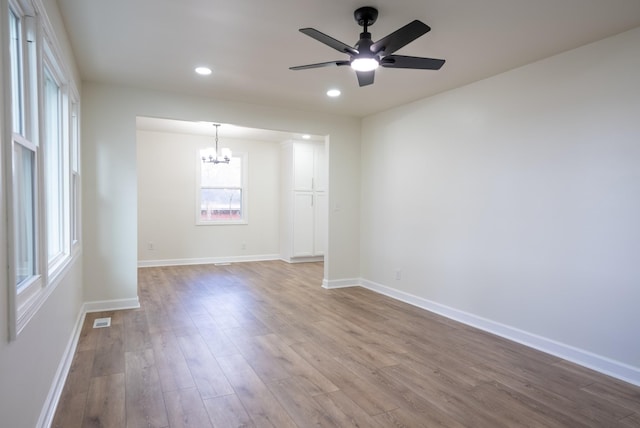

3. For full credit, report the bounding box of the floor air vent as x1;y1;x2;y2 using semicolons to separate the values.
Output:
93;317;111;328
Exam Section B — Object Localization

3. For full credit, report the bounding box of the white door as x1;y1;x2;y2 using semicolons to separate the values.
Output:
293;144;314;191
292;192;314;256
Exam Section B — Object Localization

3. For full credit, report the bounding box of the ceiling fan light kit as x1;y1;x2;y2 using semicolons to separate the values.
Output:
351;57;379;72
290;6;445;87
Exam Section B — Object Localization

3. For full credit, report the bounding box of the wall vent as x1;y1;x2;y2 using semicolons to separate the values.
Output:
93;317;111;328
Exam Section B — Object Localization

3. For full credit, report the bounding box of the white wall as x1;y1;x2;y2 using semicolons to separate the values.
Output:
361;27;640;382
137;130;281;264
0;0;84;426
82;83;361;302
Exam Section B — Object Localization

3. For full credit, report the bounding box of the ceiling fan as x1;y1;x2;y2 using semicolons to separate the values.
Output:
290;6;445;87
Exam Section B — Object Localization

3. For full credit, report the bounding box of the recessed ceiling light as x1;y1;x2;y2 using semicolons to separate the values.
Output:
195;67;212;76
302;134;311;140
327;89;341;97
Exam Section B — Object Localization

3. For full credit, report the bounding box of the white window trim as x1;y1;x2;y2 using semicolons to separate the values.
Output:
42;53;71;279
70;98;81;251
4;0;81;339
195;151;249;226
6;0;41;339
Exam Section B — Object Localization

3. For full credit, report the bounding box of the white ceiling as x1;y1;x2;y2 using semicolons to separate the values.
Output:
57;0;640;119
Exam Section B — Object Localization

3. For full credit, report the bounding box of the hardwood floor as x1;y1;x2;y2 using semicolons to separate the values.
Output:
53;261;640;427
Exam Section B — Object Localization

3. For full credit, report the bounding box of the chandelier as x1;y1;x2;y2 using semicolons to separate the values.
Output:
202;124;232;164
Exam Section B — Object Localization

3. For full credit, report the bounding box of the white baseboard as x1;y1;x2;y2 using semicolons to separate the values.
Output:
83;297;141;313
138;254;281;268
322;278;359;289
37;308;86;428
360;278;640;387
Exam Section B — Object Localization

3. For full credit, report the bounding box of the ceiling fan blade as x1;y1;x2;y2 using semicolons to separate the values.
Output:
290;60;350;70
356;70;375;87
371;20;430;56
381;55;445;70
299;28;359;55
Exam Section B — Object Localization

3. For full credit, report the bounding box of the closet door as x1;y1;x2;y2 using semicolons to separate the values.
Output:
292;192;314;256
293;144;315;191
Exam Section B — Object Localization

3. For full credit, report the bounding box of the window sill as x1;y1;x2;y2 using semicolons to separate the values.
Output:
12;251;80;340
196;220;248;226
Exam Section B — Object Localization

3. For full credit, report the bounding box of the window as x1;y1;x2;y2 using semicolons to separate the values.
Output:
8;1;43;336
6;0;80;338
43;65;70;271
197;153;247;224
10;8;35;288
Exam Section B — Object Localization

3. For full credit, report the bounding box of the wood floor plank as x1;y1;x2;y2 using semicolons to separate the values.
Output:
471;361;634;425
374;406;467;428
144;306;175;334
83;373;126;428
124;349;168;428
581;380;640;415
164;387;213;428
393;343;492;389
63;349;96;394
92;323;125;377
290;340;399;416
314;319;402;368
124;309;152;352
256;333;339;396
266;376;337;426
51;349;95;427
203;394;254;428
313;390;388;428
470;380;592;428
198;325;239;357
377;363;504;427
177;333;234;399
151;330;196;392
189;313;218;330
216;353;297;427
76;314;101;352
51;390;87;428
619;412;640;427
227;333;292;382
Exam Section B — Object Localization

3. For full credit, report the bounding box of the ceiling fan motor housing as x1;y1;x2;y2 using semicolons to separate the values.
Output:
354;6;378;27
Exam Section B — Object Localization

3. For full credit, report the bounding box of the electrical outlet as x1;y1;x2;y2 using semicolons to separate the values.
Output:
395;269;402;280
147;242;154;251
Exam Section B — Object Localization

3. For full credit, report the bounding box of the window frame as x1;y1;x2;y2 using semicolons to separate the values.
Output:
195;151;248;226
6;0;44;339
42;50;71;277
4;0;81;339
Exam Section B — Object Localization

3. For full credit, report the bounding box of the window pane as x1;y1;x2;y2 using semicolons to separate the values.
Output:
200;189;242;221
9;9;23;135
14;144;36;287
201;156;241;187
71;173;79;242
71;102;79;172
44;68;64;262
